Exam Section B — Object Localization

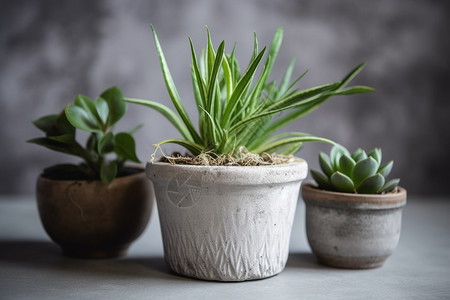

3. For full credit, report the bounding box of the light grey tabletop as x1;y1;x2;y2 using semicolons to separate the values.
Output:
1;195;449;300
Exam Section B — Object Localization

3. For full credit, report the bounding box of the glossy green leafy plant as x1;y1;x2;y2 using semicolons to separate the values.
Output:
124;26;374;157
311;144;400;194
28;87;140;184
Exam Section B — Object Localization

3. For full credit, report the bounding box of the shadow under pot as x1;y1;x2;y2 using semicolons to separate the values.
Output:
301;183;407;269
36;167;154;259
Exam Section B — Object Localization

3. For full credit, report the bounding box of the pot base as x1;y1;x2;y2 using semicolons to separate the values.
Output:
315;252;389;269
62;245;129;259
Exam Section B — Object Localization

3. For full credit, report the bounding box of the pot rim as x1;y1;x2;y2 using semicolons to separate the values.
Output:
37;165;145;184
146;160;308;185
302;182;407;209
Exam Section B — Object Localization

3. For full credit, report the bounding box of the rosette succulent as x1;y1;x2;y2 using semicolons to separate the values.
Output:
311;145;400;194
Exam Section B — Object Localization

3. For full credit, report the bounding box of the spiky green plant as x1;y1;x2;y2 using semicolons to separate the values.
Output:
125;26;374;157
311;144;400;194
28;87;141;184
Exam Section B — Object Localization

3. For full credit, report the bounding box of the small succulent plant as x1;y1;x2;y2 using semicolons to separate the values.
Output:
311;144;400;194
28;87;140;184
125;26;373;158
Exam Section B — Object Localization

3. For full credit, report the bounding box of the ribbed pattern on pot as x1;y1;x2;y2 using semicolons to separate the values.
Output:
160;212;290;281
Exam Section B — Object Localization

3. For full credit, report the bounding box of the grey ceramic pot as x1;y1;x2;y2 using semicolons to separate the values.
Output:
147;161;308;281
36;168;154;258
302;183;407;269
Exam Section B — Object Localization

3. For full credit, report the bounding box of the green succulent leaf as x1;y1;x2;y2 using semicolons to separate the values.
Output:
330;144;351;171
100;86;127;127
378;160;394;178
351;148;364;161
353;150;368;162
319;152;334;177
380;178;400;193
339;154;356;178
98;132;115;155
311;169;333;190
65;105;102;133
330;171;355;193
95;97;109;125
357;173;385;194
114;132;140;163
352;157;379;187
74;95;100;125
368;148;382;167
100;160;117;184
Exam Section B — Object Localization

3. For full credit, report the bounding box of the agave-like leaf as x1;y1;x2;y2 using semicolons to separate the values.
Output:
330;171;355;193
311;169;333;190
380;178;400;193
319;152;334;177
252;135;333;155
151;25;201;144
339;154;356;178
352;157;378;187
357;173;385;194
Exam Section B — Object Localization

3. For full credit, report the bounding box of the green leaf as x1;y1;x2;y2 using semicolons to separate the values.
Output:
27;135;81;157
354;150;368;162
123;97;192;140
330;144;351;171
128;124;143;135
252;135;334;155
368;148;382;167
351;148;364;161
206;40;225;114
151;25;201;144
378;160;394;178
330;171;355;193
32;115;59;134
114;132;140;163
380;178;400;193
65;105;102;133
221;47;266;128
339;154;356;177
311;169;333;190
319;152;334;177
155;138;205;156
95;96;109;125
98;132;115;155
332;86;375;95
100;160;117;184
74;95;100;126
100;87;127;127
357;173;385;194
352;157;378;187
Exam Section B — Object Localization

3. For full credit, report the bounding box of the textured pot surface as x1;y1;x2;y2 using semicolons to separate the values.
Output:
148;161;308;281
302;183;407;269
36;168;154;258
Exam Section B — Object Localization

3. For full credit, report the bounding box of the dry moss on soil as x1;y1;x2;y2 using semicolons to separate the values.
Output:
155;147;302;166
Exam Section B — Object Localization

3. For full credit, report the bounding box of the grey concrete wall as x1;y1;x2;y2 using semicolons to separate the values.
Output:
1;0;449;196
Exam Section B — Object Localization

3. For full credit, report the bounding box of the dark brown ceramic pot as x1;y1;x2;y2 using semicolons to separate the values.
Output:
36;168;153;258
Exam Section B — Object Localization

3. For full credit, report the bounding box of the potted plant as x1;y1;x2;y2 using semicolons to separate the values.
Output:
28;87;154;259
124;26;373;281
302;144;407;269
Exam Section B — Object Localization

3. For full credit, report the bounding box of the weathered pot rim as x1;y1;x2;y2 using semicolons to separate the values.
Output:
302;183;407;209
37;165;145;185
146;160;308;185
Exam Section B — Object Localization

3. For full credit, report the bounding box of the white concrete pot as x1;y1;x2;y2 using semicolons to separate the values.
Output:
302;183;407;269
147;161;307;281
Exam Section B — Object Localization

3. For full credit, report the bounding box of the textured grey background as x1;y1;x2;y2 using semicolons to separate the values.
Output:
1;0;449;196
